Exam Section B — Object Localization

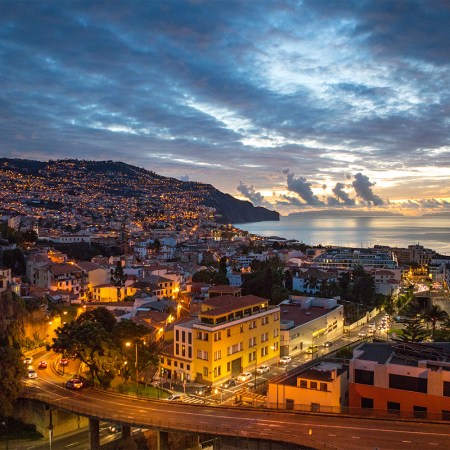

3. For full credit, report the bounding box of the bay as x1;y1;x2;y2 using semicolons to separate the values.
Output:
237;215;450;255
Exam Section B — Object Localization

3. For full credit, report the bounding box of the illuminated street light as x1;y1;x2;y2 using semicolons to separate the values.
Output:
125;341;139;396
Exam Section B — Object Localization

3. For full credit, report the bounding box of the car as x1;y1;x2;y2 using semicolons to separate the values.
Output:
237;372;253;383
279;356;292;364
165;394;183;401
59;358;69;366
358;330;368;337
107;424;122;433
256;364;270;374
27;369;37;379
196;386;213;397
66;378;83;390
23;356;33;365
38;361;47;369
221;379;236;389
305;346;318;354
323;341;333;347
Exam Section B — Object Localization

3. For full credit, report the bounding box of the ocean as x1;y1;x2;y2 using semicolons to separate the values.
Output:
236;215;450;255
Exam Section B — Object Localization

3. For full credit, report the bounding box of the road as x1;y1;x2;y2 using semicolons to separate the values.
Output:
22;372;450;450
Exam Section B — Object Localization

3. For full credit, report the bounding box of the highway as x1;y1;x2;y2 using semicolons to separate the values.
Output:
23;373;450;450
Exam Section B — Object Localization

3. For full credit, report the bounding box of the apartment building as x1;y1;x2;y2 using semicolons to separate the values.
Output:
278;296;344;357
349;342;450;419
159;294;280;386
267;361;348;411
312;248;398;270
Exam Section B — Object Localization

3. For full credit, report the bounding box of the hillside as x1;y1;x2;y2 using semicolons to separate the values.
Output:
0;158;279;224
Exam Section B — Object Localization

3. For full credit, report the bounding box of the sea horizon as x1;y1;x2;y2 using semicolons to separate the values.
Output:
236;214;450;255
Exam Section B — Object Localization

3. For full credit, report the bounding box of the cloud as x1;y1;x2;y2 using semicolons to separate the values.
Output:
236;181;271;208
284;170;324;206
352;173;384;206
179;175;190;182
332;182;356;206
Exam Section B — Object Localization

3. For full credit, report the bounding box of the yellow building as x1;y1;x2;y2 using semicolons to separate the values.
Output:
160;294;280;386
267;362;348;412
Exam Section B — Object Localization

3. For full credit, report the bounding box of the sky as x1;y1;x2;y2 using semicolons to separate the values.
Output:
1;0;450;216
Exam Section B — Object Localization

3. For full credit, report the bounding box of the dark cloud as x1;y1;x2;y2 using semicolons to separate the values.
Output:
237;182;271;208
332;182;356;206
284;170;324;206
352;173;384;206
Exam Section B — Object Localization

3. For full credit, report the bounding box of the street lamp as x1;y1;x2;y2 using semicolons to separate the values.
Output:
125;341;139;396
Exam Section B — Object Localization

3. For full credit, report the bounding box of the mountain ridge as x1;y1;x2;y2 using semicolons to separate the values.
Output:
0;158;279;224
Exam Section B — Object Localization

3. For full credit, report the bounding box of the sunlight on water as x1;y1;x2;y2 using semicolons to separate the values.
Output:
237;215;450;254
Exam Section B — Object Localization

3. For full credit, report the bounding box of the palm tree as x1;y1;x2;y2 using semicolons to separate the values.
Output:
423;305;449;337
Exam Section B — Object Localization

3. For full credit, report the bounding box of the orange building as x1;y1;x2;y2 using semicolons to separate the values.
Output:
349;342;450;420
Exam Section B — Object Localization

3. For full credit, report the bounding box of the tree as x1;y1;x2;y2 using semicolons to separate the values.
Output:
0;333;25;417
423;305;448;337
396;318;429;343
77;307;116;333
110;261;127;301
218;256;227;274
350;266;376;306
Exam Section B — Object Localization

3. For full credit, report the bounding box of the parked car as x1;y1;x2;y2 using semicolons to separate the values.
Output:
165;394;183;401
358;330;368;337
59;358;69;366
27;369;37;379
38;361;47;369
66;378;83;390
196;385;213;397
256;364;270;374
237;372;253;383
221;379;236;389
23;356;33;365
305;346;318;354
323;341;333;347
279;356;292;364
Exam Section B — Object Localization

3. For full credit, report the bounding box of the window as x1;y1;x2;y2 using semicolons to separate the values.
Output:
249;336;256;347
261;316;269;325
175;343;179;355
389;374;427;393
188;333;192;345
274;312;279;321
272;342;279;351
227;329;231;337
310;381;317;390
181;345;186;357
361;397;373;409
261;346;268;357
354;369;374;385
249;320;257;330
249;351;256;363
213;366;222;377
310;403;320;412
261;332;268;343
227;362;231;372
273;328;279;338
286;399;294;410
182;331;186;343
387;401;400;415
228;342;243;355
214;331;222;341
299;380;307;388
240;324;244;333
442;410;450;421
203;367;208;377
320;383;327;391
413;405;427;419
214;350;222;361
444;381;450;397
197;350;208;360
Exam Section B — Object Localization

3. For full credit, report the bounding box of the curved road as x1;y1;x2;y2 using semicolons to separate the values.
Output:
23;352;450;450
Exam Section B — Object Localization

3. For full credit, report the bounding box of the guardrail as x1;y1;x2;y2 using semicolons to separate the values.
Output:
20;387;340;449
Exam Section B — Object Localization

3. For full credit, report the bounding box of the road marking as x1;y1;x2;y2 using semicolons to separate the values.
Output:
402;441;412;443
428;444;439;446
328;434;336;437
351;436;360;439
66;442;79;447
